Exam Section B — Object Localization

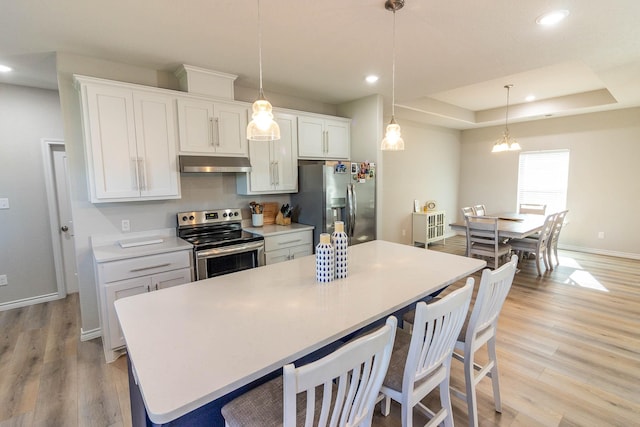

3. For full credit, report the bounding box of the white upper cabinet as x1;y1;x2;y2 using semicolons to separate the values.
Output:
76;76;180;203
298;114;350;160
237;113;298;194
176;97;249;156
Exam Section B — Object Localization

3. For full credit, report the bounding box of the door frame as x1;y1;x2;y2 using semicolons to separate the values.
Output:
41;138;68;299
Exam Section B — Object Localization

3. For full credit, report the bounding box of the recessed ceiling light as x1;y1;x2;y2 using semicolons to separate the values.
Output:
0;64;12;73
525;94;536;102
365;75;379;84
536;10;569;26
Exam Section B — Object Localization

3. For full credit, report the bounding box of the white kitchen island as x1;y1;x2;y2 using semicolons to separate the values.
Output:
115;240;486;426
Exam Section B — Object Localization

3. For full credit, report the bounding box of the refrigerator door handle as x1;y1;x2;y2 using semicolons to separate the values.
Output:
347;184;357;237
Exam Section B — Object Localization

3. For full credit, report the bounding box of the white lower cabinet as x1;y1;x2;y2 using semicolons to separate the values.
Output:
96;250;192;362
264;230;313;265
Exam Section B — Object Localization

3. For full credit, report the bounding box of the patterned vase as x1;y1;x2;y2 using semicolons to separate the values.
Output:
332;221;349;279
316;233;335;283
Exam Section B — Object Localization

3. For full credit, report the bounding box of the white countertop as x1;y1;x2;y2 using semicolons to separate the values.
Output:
92;229;192;263
115;240;485;423
243;222;314;237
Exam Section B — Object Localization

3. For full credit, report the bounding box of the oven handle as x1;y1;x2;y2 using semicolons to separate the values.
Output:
196;241;265;259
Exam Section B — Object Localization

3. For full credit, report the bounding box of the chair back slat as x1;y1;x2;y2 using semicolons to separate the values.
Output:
519;203;547;215
284;316;397;427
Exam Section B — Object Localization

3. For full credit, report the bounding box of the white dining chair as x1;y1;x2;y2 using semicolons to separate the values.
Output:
461;206;475;217
378;281;473;427
221;316;397;427
472;204;486;216
518;203;547;215
466;215;511;269
546;210;568;268
450;255;518;427
509;213;556;276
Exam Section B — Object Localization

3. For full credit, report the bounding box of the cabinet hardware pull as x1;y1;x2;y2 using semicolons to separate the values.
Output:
146;285;151;292
130;263;171;272
274;161;279;186
213;117;220;146
138;158;146;191
278;239;301;245
155;283;158;291
209;117;214;146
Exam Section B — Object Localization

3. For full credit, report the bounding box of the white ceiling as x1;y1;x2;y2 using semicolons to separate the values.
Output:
1;0;639;129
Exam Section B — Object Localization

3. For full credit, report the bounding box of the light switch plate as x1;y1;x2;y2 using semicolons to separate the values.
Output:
0;198;9;209
0;275;8;286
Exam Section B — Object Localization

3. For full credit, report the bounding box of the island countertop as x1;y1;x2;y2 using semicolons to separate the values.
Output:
115;240;486;424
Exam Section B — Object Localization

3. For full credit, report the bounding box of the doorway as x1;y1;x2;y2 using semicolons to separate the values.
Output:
42;138;78;296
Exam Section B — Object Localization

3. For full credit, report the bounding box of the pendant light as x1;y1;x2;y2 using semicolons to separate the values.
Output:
381;0;405;151
247;0;280;141
492;84;521;152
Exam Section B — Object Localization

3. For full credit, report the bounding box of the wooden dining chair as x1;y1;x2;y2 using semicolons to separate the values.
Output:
465;215;511;269
221;316;397;427
509;213;556;276
451;255;518;427
472;204;486;216
546;210;568;268
378;281;473;427
518;203;547;215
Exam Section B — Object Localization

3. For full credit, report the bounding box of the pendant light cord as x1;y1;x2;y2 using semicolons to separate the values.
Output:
505;85;511;133
391;9;397;119
257;0;264;98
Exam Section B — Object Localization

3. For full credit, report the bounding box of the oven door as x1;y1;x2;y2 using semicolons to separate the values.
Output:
195;240;265;280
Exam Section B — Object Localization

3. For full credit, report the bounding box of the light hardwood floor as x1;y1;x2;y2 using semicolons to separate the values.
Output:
1;237;638;426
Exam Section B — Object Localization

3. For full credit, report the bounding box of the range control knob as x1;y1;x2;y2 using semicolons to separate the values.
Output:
182;216;188;222
234;212;239;216
189;215;195;220
223;213;228;217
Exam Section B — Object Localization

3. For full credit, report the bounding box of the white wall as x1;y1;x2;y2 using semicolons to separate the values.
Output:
460;108;640;258
379;119;462;245
0;84;64;305
54;53;340;336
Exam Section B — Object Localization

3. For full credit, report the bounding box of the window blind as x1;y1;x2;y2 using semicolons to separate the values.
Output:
517;150;570;214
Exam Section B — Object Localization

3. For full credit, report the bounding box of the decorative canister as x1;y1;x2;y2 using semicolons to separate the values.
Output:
332;221;349;279
316;233;335;283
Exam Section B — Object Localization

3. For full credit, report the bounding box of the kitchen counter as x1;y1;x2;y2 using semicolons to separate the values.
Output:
115;240;486;425
92;228;192;263
243;222;314;237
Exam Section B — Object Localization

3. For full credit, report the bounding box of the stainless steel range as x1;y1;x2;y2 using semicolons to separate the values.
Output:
177;208;265;280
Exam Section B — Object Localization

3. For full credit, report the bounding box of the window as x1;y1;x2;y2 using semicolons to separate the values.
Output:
517;150;570;214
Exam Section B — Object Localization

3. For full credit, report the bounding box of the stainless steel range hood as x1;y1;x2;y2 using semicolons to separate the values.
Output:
179;155;252;173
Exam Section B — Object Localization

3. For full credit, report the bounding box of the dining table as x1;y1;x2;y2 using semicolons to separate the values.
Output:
449;212;546;239
115;240;486;426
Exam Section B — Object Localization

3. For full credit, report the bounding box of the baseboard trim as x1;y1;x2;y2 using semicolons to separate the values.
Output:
559;244;640;260
81;327;102;342
0;292;62;312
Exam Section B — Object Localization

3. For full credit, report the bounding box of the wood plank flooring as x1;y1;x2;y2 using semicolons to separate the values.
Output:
0;237;638;426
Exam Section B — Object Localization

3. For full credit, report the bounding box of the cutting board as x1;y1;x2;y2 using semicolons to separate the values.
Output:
262;202;279;225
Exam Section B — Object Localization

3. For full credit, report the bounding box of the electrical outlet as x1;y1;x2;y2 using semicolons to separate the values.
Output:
0;274;8;286
401;229;406;236
0;198;9;209
121;220;131;232
598;231;605;239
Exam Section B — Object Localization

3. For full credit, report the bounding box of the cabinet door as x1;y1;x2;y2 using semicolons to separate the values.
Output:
265;248;292;265
297;115;326;158
213;102;249;156
133;92;180;198
325;119;350;159
177;98;215;153
154;268;192;290
84;84;140;200
247;139;274;192
272;113;298;191
289;244;313;260
105;277;150;349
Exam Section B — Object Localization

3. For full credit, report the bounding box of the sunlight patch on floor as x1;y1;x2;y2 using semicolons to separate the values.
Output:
559;256;609;292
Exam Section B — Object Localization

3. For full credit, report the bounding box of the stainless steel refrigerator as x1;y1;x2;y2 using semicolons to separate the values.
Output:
291;160;376;249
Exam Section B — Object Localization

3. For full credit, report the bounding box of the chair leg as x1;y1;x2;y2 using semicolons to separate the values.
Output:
464;349;479;427
440;373;455;427
381;395;391;416
401;395;413;427
487;337;502;413
534;253;542;276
